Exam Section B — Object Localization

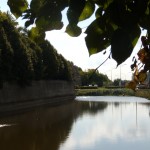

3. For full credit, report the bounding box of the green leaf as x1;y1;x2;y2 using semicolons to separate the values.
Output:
139;14;150;30
36;16;63;31
93;0;113;9
85;17;108;35
95;7;104;18
67;0;86;24
132;0;148;17
85;34;110;55
7;0;28;18
107;1;139;28
30;0;68;22
128;25;141;48
65;24;82;37
111;28;133;65
85;17;115;55
28;27;45;43
30;0;44;14
79;1;95;21
25;20;34;28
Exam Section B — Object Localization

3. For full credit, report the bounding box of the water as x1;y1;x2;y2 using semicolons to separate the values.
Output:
0;96;150;150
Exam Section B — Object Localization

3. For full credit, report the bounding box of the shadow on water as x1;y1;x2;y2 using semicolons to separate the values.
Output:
0;96;150;150
0;99;108;150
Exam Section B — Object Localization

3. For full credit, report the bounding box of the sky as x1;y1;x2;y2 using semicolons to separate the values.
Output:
0;0;147;81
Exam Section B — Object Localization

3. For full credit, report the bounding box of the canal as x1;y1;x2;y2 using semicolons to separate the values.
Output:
0;96;150;150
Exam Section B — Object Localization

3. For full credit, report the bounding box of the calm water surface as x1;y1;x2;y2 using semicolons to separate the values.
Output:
0;96;150;150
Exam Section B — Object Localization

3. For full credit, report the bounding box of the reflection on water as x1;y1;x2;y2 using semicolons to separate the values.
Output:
0;124;14;128
0;96;150;150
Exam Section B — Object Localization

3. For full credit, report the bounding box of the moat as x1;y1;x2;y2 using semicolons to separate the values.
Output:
0;96;150;150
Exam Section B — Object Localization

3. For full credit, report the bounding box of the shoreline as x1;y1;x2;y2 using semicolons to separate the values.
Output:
75;88;150;100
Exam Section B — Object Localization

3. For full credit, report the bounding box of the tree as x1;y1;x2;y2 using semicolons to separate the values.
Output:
69;64;82;87
39;40;59;79
0;25;14;87
0;12;34;85
0;11;74;87
80;69;110;86
5;0;150;64
4;0;150;90
113;79;121;86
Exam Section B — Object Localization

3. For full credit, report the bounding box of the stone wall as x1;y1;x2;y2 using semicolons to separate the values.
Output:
0;80;75;115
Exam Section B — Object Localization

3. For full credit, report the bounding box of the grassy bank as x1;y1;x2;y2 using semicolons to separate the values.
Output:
75;88;135;96
75;88;150;100
135;89;150;100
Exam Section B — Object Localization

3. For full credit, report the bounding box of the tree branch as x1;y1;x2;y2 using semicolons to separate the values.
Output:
89;52;111;80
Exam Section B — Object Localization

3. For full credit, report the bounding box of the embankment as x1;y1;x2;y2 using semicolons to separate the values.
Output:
76;88;150;100
75;88;135;96
135;89;150;100
0;80;75;115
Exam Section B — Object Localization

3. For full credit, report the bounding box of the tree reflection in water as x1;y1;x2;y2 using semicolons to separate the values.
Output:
0;96;150;150
0;100;108;150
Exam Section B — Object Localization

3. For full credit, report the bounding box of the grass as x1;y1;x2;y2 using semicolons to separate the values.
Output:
76;87;150;100
75;87;135;96
135;89;150;100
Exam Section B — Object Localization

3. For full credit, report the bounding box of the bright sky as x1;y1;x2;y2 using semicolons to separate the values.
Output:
0;0;146;81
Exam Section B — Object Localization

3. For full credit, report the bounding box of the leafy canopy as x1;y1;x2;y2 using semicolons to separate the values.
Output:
6;0;150;65
0;12;73;87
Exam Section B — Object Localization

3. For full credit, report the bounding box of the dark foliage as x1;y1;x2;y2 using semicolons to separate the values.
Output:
80;69;110;87
0;12;72;87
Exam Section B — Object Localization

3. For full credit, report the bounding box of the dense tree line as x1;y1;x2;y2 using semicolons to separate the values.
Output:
79;69;110;87
5;0;150;90
0;12;72;88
